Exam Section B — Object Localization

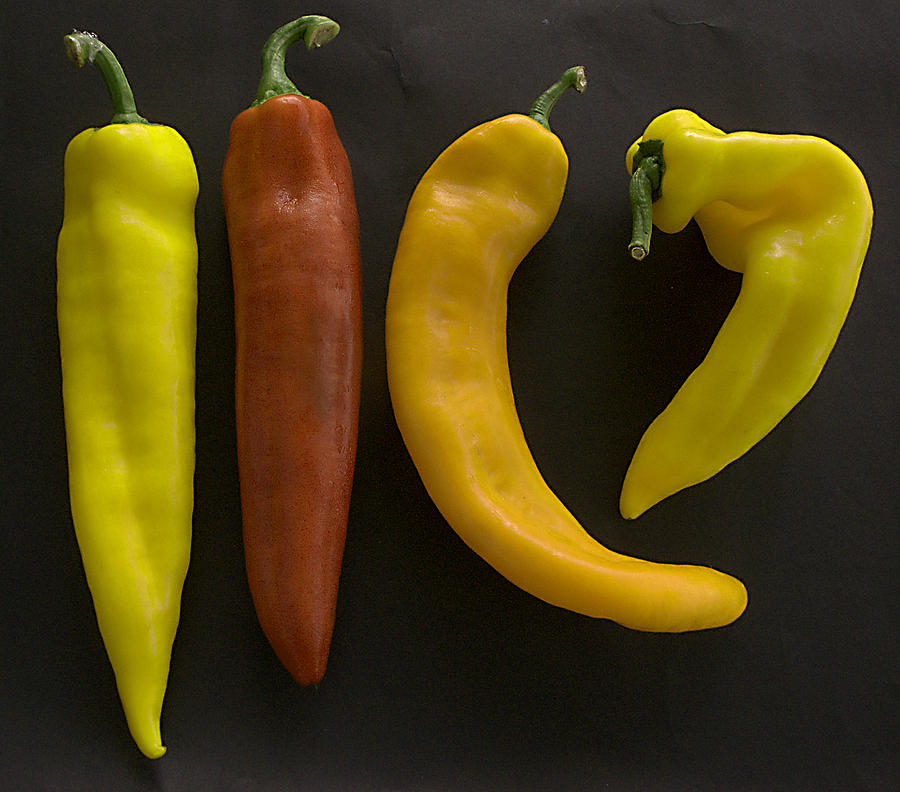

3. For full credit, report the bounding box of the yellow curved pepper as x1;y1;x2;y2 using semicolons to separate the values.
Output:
387;70;747;632
621;110;873;519
56;33;197;758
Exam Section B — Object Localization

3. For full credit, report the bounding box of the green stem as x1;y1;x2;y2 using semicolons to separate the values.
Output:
253;15;341;106
64;32;148;125
628;139;665;260
527;66;586;131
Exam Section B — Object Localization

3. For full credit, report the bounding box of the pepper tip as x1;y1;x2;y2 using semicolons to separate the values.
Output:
63;30;100;68
629;244;648;261
572;66;587;94
137;739;167;760
304;17;340;49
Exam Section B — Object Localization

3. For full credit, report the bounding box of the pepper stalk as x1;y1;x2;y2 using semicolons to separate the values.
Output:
63;31;149;125
527;66;587;130
628;139;665;259
253;15;340;106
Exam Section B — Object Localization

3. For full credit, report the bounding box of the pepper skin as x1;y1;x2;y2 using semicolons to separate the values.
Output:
222;16;362;686
57;33;197;758
386;70;746;632
622;110;873;519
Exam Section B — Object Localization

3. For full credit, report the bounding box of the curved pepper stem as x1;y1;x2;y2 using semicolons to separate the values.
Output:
64;32;148;125
527;66;587;131
253;15;341;106
628;139;666;260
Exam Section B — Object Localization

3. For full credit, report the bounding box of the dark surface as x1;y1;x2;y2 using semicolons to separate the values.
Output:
3;1;898;790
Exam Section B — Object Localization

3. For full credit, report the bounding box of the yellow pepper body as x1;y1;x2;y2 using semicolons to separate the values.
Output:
387;88;747;632
57;121;198;758
621;110;873;519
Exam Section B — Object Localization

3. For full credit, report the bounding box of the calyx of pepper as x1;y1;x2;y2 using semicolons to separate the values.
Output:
628;139;665;260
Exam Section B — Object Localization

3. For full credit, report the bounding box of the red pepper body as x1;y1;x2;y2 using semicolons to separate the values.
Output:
222;93;362;685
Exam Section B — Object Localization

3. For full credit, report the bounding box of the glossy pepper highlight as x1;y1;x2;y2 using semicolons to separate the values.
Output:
57;32;198;758
386;70;746;632
622;110;873;519
222;16;362;686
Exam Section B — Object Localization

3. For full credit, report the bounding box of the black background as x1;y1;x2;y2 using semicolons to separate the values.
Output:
3;1;898;790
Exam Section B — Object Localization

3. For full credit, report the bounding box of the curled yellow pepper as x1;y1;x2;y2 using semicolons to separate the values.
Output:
57;33;197;758
622;110;873;519
387;71;746;632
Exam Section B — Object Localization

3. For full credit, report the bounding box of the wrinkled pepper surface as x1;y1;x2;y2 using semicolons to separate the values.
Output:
622;109;873;519
57;32;198;758
222;16;362;686
386;70;746;632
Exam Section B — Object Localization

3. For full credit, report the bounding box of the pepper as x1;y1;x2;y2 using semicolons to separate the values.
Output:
386;70;747;632
222;16;362;686
622;110;873;519
56;33;198;758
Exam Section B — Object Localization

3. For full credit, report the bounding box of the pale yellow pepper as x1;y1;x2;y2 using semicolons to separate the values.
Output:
57;32;197;758
387;70;747;632
622;110;873;519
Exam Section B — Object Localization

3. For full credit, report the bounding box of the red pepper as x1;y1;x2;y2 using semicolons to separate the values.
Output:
222;15;362;686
